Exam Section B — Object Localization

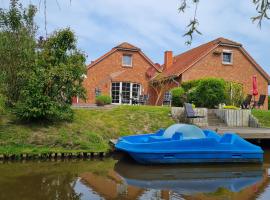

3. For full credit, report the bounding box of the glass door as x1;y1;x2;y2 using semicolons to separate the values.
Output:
111;82;120;104
121;82;131;104
132;83;141;101
111;82;141;104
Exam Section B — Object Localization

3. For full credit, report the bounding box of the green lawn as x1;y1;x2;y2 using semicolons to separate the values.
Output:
252;109;270;128
0;105;174;155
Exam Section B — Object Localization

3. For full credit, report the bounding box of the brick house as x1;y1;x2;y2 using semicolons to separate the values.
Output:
77;37;270;109
77;42;161;105
152;37;270;109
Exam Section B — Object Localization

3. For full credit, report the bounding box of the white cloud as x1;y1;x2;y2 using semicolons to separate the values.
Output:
2;0;270;78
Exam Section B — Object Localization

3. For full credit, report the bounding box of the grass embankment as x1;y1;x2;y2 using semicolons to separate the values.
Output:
0;105;174;155
252;109;270;128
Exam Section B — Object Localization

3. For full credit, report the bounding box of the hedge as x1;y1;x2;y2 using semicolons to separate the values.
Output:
170;87;185;107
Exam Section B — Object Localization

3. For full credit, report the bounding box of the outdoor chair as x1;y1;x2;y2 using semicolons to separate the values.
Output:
184;103;205;118
131;97;139;105
253;94;266;109
241;94;252;109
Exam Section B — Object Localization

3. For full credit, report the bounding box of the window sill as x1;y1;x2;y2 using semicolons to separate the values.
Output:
122;65;133;67
222;62;233;65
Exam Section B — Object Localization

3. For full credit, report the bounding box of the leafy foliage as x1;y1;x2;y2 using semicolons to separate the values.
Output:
252;0;270;27
222;105;240;110
179;0;270;44
1;1;86;121
16;29;86;121
170;87;185;107
95;95;112;106
179;78;244;108
181;79;200;91
224;82;244;107
187;78;226;108
0;0;37;105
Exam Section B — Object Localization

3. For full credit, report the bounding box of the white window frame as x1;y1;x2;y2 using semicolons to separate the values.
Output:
111;82;141;105
122;54;133;67
222;50;233;65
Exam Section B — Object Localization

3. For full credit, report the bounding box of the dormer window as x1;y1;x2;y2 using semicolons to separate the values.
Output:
122;54;132;67
222;50;233;64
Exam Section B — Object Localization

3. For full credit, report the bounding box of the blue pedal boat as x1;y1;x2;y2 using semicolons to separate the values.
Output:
115;124;264;164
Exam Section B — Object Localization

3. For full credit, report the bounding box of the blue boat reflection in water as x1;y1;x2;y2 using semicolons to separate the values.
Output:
114;158;264;195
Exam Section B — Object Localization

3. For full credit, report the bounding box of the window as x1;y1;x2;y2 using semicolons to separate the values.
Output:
111;82;120;103
222;51;233;64
122;54;132;67
95;88;101;97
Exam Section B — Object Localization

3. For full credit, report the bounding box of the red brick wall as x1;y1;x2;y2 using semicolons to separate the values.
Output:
81;49;156;104
182;46;269;109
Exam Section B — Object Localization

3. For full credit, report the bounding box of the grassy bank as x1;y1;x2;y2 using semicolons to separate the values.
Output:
252;109;270;128
0;105;174;155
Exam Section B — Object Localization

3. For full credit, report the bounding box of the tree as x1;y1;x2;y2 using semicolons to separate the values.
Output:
179;0;270;44
0;0;37;106
16;29;86;121
1;1;86;121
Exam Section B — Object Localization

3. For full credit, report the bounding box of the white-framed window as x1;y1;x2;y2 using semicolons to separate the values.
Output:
95;88;101;97
111;82;141;104
122;54;132;67
222;50;233;64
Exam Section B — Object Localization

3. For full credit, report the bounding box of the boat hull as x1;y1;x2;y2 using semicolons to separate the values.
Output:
128;152;263;164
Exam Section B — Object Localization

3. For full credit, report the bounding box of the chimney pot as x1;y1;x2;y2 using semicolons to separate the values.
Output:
164;51;173;69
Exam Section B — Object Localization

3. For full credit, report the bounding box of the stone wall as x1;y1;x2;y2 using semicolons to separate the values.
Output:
171;107;208;127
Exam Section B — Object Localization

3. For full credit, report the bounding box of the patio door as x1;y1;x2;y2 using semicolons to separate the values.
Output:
111;82;141;104
121;82;131;104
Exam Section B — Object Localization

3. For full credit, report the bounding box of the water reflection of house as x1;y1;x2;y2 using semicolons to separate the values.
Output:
80;167;269;200
80;170;144;199
182;168;269;200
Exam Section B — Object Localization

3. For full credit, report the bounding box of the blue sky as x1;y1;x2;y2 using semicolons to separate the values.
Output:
2;0;270;77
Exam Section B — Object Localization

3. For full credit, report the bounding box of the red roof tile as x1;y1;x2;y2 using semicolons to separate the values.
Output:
161;37;270;83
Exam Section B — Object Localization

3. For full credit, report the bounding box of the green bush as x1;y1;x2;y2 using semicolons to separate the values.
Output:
224;82;244;106
188;78;226;108
170;87;185;107
181;79;201;92
96;95;112;106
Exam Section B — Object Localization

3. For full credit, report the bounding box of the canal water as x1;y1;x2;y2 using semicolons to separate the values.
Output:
0;150;269;200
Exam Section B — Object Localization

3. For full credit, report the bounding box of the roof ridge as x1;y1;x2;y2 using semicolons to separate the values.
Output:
114;42;140;50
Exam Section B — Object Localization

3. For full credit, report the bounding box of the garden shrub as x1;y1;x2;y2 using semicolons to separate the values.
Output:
170;87;185;107
96;95;112;106
181;79;201;92
224;82;244;106
188;78;226;108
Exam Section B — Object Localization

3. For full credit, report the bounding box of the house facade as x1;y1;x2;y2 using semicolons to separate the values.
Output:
77;42;160;105
76;38;270;109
